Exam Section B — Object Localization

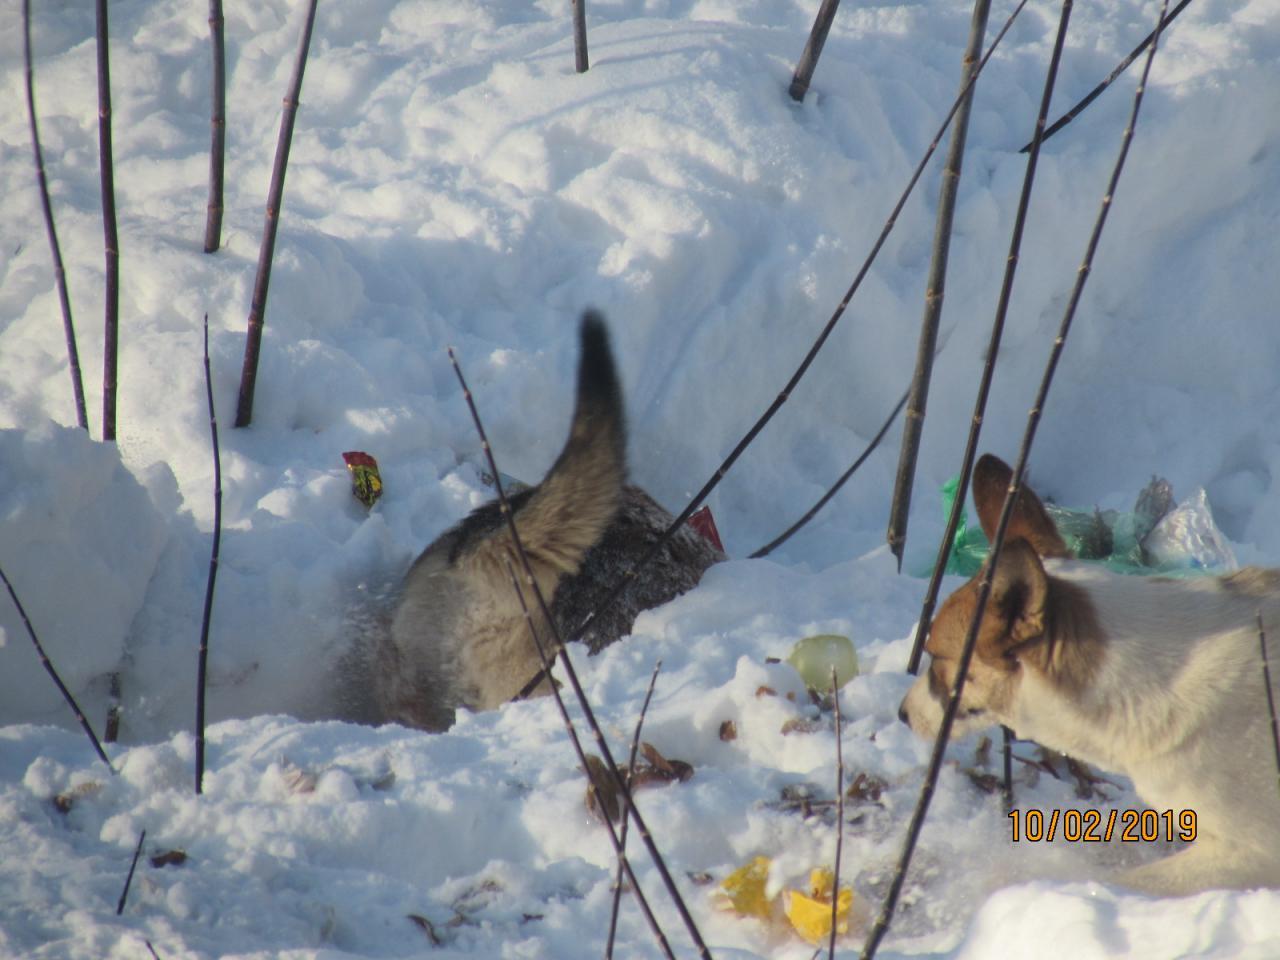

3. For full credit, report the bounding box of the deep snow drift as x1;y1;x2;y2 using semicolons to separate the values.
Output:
2;0;1279;956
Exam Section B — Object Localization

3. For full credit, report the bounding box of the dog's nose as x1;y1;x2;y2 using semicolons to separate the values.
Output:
897;702;909;725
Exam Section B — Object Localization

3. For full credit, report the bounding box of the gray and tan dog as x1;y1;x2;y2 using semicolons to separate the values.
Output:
375;312;723;731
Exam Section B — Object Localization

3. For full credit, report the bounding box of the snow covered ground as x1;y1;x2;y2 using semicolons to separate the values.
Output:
2;0;1280;956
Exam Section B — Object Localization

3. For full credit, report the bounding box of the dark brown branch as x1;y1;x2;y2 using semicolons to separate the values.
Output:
1259;615;1280;798
203;0;226;253
828;668;845;960
788;0;843;102
750;387;908;559
861;0;1169;951
449;345;706;958
24;0;88;432
606;660;662;960
234;0;320;428
886;0;992;570
95;0;120;442
907;0;1079;678
1020;0;1194;152
196;315;223;795
571;0;589;73
116;829;145;915
0;563;112;771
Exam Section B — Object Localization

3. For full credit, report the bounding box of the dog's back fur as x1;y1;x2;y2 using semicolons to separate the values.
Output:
900;454;1280;894
375;313;722;730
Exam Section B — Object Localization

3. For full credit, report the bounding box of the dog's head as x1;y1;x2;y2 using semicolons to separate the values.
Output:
899;454;1078;738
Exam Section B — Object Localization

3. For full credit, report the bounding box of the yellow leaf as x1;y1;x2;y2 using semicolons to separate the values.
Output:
783;875;853;945
718;856;773;919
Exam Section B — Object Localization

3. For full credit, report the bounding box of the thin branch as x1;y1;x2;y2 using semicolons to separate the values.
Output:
95;0;120;442
1020;0;1194;152
24;0;88;431
886;0;993;571
234;0;320;428
1259;614;1280;799
750;387;908;559
606;661;662;960
1002;725;1014;811
116;829;145;915
906;0;1077;675
571;0;589;73
504;563;675;960
862;0;1168;952
196;314;223;795
203;0;226;253
788;0;844;102
0;563;113;771
515;0;1033;702
449;344;705;958
828;668;845;960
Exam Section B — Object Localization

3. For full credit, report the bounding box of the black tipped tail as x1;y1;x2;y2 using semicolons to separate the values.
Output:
576;310;622;432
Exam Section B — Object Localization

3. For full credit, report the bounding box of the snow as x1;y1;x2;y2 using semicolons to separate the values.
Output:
2;0;1279;956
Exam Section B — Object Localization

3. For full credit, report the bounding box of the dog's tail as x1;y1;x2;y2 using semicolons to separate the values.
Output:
514;310;626;577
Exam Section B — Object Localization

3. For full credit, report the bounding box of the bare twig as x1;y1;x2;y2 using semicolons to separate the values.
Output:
234;0;320;428
906;0;1078;674
504;563;675;960
571;0;589;73
1259;615;1280;798
116;829;145;915
886;0;992;571
203;0;226;253
751;387;908;558
1002;725;1015;810
449;343;707;958
0;563;113;771
606;660;662;960
196;315;223;795
146;942;162;960
1021;0;1194;152
828;667;845;960
515;0;1033;702
862;0;1168;951
94;0;120;441
788;0;844;102
23;0;88;431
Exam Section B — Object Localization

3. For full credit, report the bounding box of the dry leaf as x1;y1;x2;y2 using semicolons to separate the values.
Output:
783;869;853;944
52;781;103;814
846;772;886;804
407;914;442;946
149;849;188;868
639;743;693;783
755;685;777;698
780;717;821;736
719;720;738;742
717;856;773;919
583;754;621;825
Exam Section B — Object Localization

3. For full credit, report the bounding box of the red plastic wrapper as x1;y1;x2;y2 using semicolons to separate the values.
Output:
342;451;383;507
687;505;725;553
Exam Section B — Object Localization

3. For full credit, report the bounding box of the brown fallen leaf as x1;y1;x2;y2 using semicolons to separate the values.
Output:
719;719;738;742
755;685;777;698
584;754;622;826
846;772;887;804
407;914;442;946
149;849;188;869
780;717;821;736
639;743;693;783
52;781;103;814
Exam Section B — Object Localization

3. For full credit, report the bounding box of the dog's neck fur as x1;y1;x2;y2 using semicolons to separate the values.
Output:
1012;561;1271;777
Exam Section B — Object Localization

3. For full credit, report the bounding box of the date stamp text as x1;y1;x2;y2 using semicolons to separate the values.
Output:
1008;808;1197;843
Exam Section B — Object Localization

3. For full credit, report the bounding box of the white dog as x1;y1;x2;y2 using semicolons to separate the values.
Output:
900;454;1280;894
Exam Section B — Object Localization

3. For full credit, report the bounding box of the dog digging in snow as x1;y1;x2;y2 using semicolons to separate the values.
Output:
899;453;1280;895
373;312;724;732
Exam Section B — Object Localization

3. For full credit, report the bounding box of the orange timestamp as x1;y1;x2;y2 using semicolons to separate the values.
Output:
1008;808;1197;843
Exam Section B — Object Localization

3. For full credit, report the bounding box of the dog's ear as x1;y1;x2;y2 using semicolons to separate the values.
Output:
972;454;1070;559
984;538;1051;656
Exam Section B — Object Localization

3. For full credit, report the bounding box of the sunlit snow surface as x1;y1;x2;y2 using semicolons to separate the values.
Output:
2;0;1280;956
